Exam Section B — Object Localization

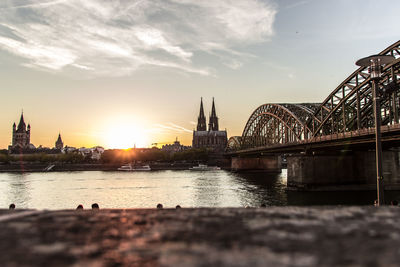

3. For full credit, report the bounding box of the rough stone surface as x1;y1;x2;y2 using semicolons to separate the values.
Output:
1;207;400;266
231;156;281;172
287;151;400;189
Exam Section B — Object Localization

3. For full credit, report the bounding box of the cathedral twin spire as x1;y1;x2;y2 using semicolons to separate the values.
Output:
197;97;219;131
197;98;206;131
208;98;219;131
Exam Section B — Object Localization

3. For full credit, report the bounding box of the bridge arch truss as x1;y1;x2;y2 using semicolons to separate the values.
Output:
240;103;319;149
309;40;400;137
232;40;400;151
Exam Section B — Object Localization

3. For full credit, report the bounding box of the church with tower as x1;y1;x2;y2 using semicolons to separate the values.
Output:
9;112;65;153
55;133;64;150
9;112;32;151
192;98;227;152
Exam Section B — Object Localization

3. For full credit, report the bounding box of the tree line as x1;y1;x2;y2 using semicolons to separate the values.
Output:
100;148;209;163
0;148;209;164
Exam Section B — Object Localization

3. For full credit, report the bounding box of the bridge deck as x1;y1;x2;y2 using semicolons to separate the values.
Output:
229;123;400;155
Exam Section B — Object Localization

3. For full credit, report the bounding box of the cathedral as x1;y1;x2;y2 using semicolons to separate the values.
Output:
192;98;227;152
9;112;32;150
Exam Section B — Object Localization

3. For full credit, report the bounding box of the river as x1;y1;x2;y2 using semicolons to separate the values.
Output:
0;170;397;209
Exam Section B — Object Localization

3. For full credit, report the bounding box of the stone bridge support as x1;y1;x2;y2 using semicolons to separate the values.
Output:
231;156;281;172
287;150;400;190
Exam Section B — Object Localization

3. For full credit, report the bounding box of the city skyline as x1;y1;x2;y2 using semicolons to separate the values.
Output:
4;99;221;149
1;0;400;149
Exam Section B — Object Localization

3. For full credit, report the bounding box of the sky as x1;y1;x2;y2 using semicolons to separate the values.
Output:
0;0;399;149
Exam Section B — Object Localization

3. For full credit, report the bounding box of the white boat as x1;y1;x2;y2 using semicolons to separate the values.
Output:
189;164;221;171
118;164;151;171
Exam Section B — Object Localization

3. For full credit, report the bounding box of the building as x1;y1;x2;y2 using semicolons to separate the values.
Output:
55;133;64;149
90;146;105;160
192;98;227;152
162;137;190;153
75;146;105;160
9;112;34;151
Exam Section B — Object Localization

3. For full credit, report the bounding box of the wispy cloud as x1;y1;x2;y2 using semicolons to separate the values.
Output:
0;0;68;10
169;123;192;133
284;0;311;9
153;123;192;133
0;0;277;77
72;131;104;137
263;61;291;71
263;60;296;78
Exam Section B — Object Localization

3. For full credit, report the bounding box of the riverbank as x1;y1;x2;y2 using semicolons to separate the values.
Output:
1;206;400;266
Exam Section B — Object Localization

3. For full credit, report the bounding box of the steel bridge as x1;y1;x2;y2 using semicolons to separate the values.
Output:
227;40;400;156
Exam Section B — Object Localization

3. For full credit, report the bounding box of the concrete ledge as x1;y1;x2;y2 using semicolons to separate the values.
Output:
1;207;400;266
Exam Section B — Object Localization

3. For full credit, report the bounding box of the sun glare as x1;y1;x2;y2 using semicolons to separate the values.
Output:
102;119;148;149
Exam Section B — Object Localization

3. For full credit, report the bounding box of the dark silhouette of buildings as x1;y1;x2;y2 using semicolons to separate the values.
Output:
162;137;190;153
192;98;227;152
8;112;64;154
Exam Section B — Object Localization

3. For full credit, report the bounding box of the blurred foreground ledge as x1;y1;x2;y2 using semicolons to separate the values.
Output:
0;207;400;266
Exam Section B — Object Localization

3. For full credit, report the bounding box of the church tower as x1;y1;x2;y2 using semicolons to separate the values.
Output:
197;97;207;131
55;133;64;149
208;97;219;131
11;112;30;149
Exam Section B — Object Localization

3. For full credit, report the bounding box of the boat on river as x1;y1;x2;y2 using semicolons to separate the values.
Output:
189;164;221;171
118;164;151;171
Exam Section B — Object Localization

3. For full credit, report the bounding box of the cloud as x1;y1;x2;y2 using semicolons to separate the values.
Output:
0;0;68;10
0;0;277;77
284;0;311;9
154;123;192;133
263;61;291;71
168;123;192;133
223;59;243;70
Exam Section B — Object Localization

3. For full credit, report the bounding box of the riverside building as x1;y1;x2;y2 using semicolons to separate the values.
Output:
162;137;190;153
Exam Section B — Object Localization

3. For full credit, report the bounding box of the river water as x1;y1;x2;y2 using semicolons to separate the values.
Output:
0;170;397;209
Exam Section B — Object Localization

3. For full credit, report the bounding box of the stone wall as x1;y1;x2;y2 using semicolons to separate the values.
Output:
287;150;400;189
1;207;400;266
231;156;281;172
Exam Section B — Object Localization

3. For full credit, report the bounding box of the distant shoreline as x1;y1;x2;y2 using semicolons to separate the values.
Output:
0;162;200;172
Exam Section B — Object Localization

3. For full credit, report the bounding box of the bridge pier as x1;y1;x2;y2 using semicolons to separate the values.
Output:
287;150;400;190
231;156;281;172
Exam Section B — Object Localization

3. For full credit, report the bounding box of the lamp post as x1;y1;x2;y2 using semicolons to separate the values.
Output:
356;55;395;206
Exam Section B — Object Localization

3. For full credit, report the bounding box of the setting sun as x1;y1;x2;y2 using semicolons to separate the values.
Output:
101;117;149;149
